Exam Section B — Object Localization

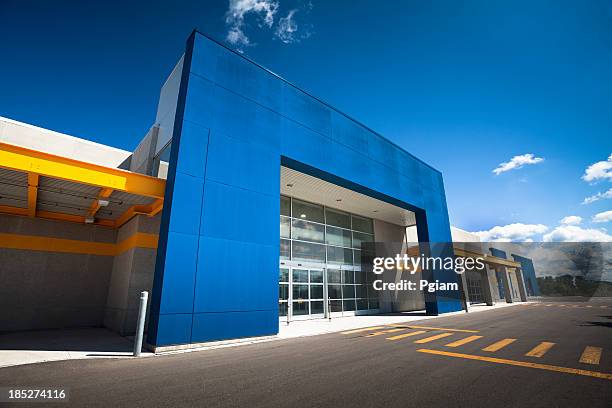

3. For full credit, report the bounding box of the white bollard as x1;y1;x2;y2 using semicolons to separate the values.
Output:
133;291;148;357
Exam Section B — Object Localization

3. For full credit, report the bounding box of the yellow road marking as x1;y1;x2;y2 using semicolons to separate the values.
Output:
482;338;516;352
389;325;479;333
525;342;556;357
386;330;427;341
341;326;386;334
414;332;454;344
444;335;483;348
366;328;405;337
580;347;603;365
416;349;612;381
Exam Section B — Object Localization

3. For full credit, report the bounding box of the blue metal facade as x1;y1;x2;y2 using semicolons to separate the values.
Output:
147;31;461;347
512;254;540;296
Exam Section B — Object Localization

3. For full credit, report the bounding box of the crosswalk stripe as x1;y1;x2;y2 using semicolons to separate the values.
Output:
387;325;479;333
444;335;483;348
482;338;516;352
545;304;554;307
601;306;608;309
414;332;454;344
579;346;602;365
525;342;556;357
341;326;385;334
386;330;427;341
366;328;405;337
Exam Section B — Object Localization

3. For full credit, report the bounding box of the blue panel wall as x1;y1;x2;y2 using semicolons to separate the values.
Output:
511;254;540;296
148;31;460;346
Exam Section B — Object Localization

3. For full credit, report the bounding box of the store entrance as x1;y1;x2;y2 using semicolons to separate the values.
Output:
279;265;326;321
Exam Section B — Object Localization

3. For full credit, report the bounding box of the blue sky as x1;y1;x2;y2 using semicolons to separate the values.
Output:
0;0;610;241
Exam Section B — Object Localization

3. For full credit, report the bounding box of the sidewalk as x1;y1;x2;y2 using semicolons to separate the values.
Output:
0;328;153;368
0;302;527;368
278;301;524;339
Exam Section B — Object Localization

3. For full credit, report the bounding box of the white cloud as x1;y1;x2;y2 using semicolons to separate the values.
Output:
560;215;582;225
225;0;279;48
593;210;612;223
472;223;548;242
492;153;544;175
582;188;612;204
582;154;612;183
275;9;299;43
543;225;612;242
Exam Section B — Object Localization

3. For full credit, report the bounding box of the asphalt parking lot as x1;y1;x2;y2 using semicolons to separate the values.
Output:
1;299;610;407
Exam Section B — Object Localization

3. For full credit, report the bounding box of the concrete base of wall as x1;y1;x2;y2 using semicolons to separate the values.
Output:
104;214;160;336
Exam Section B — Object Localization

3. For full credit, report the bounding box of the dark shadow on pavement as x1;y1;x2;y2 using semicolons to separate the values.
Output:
0;328;134;352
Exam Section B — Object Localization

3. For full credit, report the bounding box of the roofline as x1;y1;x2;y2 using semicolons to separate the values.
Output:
0;115;131;155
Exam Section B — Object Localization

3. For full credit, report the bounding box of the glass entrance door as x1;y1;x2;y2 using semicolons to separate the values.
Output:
279;266;325;321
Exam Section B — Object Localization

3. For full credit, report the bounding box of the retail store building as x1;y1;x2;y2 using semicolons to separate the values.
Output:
0;31;537;349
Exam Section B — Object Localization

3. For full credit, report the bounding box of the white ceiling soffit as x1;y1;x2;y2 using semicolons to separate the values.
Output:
281;166;416;227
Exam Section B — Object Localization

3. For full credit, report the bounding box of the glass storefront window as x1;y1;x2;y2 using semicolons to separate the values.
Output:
325;208;350;229
327;246;353;264
326;226;351;247
354;271;366;284
280;239;290;259
328;284;342;299
310;285;323;299
342;285;355;299
292;199;324;223
343;270;354;284
310;270;323;283
292;219;325;243
293;284;309;300
292;241;326;262
352;215;373;234
293;301;308;315
311;301;324;314
280;216;290;238
292;269;308;283
281;195;291;217
343;299;356;311
279;302;288;316
352;231;374;249
279;196;381;318
279;285;288;300
327;269;341;284
330;300;343;312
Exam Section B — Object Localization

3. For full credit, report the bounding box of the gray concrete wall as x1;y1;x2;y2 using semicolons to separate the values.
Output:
0;214;116;332
508;269;521;301
104;214;160;335
374;219;425;313
487;266;502;303
129;126;159;176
